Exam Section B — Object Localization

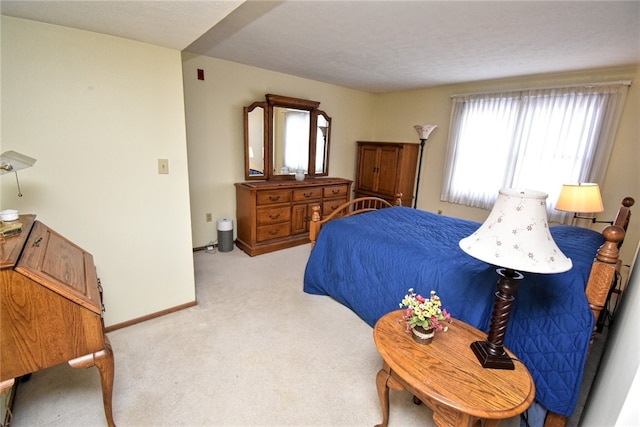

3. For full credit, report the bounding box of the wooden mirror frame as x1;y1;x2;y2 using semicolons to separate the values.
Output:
243;94;331;181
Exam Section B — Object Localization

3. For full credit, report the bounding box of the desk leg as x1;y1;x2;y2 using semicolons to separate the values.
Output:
69;336;115;427
95;337;116;427
0;379;15;395
375;368;391;427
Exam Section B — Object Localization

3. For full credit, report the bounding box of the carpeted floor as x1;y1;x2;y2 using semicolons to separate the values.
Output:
7;243;597;426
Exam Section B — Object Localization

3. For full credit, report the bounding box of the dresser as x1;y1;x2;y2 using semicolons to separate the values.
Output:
355;141;420;207
235;178;352;256
0;215;115;427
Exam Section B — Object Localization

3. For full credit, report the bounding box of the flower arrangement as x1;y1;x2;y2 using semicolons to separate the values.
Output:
400;288;452;333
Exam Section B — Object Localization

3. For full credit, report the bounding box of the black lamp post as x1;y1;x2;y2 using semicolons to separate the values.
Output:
413;124;437;209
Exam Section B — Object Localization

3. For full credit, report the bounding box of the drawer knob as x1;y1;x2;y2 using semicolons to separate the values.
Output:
33;237;43;247
269;195;280;201
304;192;312;198
332;189;340;194
269;213;281;219
269;230;278;235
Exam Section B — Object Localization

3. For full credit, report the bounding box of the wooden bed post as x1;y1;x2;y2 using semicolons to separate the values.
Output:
309;205;321;250
584;225;625;328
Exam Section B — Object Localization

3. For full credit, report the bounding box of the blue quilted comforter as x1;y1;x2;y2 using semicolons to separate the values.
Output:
303;206;604;417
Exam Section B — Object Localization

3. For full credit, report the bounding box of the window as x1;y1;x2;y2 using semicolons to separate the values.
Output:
441;83;629;222
283;110;310;172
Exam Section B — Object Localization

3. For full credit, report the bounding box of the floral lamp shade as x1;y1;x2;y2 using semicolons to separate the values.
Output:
459;188;572;274
414;124;437;140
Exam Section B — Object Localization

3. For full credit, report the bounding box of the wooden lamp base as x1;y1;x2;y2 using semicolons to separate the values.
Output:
471;340;515;370
472;268;523;370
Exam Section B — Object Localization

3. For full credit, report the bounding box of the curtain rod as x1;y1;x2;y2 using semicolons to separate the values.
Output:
451;80;632;99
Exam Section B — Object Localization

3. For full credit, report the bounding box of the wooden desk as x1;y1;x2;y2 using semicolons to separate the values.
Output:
0;215;115;426
374;310;535;427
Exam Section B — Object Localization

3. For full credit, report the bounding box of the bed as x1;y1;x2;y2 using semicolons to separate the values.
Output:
303;195;633;427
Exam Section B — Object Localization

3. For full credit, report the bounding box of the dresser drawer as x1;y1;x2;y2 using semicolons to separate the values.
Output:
324;185;349;199
292;187;322;202
257;190;291;205
235;178;352;256
322;197;349;215
257;223;290;242
257;206;291;226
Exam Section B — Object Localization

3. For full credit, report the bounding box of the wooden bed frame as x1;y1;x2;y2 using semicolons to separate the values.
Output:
309;194;634;427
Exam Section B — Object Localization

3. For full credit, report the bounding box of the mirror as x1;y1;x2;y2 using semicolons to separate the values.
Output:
243;94;331;181
272;106;310;175
244;102;267;178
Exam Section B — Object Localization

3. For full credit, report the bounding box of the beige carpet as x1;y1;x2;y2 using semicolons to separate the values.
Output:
9;244;523;427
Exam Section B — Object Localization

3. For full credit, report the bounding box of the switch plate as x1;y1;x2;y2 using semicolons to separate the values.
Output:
158;159;169;174
206;213;212;222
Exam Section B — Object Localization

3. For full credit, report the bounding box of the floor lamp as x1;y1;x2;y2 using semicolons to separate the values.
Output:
459;188;572;369
413;124;437;209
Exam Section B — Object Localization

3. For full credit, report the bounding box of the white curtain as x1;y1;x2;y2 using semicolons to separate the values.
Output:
441;83;629;222
284;111;309;171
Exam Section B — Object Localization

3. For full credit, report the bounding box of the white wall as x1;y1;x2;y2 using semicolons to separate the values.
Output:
371;66;640;264
181;53;376;248
1;17;195;326
182;56;638;262
581;240;640;426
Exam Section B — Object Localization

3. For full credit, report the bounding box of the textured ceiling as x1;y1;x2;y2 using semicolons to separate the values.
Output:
0;0;244;50
2;1;639;93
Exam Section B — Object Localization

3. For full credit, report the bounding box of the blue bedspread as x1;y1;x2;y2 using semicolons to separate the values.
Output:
303;206;604;417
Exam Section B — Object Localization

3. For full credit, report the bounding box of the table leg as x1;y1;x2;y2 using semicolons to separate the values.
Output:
375;368;391;427
432;406;482;427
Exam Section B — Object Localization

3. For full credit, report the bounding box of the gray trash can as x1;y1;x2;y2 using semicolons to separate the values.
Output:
217;218;234;252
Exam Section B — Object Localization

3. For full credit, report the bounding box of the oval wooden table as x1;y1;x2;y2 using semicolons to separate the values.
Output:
374;310;535;427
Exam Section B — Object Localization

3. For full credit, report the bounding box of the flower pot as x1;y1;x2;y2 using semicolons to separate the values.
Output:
411;325;436;344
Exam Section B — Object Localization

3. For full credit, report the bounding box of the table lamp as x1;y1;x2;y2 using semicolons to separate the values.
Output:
555;183;609;224
459;188;572;369
0;150;37;197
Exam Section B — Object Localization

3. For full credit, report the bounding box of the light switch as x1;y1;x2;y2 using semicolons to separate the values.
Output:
158;159;169;174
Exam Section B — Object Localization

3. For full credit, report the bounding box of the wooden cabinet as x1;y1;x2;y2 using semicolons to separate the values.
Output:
355;141;420;206
0;215;115;427
235;178;351;256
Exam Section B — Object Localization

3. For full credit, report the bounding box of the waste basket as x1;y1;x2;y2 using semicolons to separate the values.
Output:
217;218;234;252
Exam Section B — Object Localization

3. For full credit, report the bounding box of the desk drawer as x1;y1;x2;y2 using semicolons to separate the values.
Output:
257;206;291;226
323;185;349;199
257;223;290;242
292;188;322;202
257;190;291;205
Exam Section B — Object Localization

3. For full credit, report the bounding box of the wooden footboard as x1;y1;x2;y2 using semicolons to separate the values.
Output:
545;196;634;427
309;195;402;249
